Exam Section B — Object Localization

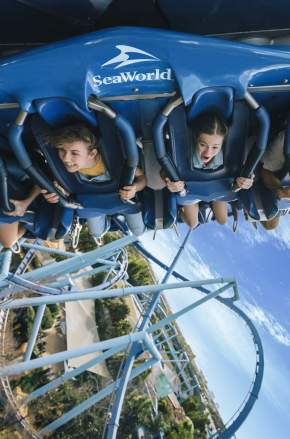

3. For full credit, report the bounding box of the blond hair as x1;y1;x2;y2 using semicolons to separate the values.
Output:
50;124;99;151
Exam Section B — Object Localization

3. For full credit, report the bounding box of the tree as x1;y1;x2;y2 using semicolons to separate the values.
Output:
13;307;35;342
48;303;61;318
118;390;158;438
102;232;119;245
181;395;210;437
14;367;50;393
23;307;35;338
91;272;106;286
77;226;97;252
165;417;194;439
41;306;54;330
127;259;153;286
112;318;132;337
106;298;130;322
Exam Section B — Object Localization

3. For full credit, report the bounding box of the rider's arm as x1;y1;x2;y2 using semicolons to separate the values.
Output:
5;185;42;216
119;167;147;200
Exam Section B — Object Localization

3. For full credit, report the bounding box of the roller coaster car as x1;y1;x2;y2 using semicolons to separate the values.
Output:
1;27;290;235
0;97;143;242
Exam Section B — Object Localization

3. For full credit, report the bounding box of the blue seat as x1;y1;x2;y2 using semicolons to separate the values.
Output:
8;98;144;233
142;187;177;230
153;87;270;207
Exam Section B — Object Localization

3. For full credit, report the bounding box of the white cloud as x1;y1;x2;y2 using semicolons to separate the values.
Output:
234;214;290;251
242;301;290;347
235;222;269;247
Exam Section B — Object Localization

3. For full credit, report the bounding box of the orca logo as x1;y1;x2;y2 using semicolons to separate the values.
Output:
102;45;159;69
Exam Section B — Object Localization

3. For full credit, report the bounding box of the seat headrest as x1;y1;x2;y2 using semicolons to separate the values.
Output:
34;98;96;127
167;100;249;182
30;114;124;195
188;87;234;122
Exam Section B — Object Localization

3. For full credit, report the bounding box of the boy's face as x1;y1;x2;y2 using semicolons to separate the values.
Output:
196;133;223;164
56;141;97;172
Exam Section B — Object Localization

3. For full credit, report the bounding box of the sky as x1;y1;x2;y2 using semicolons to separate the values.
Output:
141;214;290;439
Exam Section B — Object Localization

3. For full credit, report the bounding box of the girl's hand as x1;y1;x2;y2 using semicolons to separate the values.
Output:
235;174;255;191
4;199;29;216
119;184;137;201
165;178;185;193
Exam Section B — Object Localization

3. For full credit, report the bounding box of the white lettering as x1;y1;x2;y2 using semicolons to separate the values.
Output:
146;72;155;80
160;68;172;80
120;71;137;82
112;75;122;83
92;75;102;86
103;76;113;85
135;73;146;81
93;68;173;87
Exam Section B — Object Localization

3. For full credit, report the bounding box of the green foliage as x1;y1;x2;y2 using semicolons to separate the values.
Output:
94;299;111;341
94;298;131;341
41;306;54;330
164;417;194;438
94;297;132;379
13;307;35;343
157;398;194;439
102;232;119;244
32;339;46;357
106;298;130;323
181;395;210;438
90;271;106;286
51;253;67;262
118;391;194;439
30;381;84;428
48;303;61;318
30;379;107;438
12;368;50;394
127;257;153;286
118;390;158;438
77;226;97;252
106;352;126;378
112;318;132;338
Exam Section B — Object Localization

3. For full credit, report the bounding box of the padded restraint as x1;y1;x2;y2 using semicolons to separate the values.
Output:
167;100;249;182
0;150;33;211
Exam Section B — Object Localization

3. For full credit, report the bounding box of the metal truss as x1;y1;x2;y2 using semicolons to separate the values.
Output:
0;232;263;439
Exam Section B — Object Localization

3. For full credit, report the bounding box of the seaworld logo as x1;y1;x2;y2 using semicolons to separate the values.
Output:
92;68;172;86
101;45;159;69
